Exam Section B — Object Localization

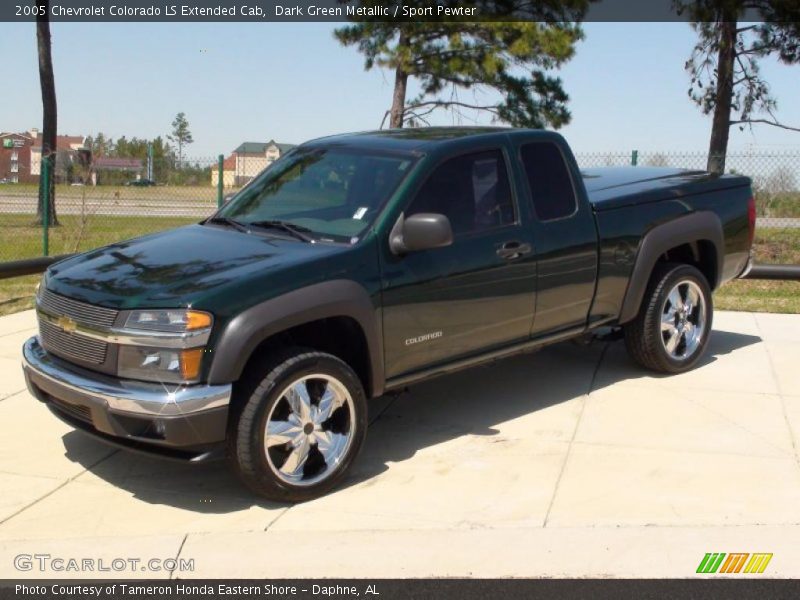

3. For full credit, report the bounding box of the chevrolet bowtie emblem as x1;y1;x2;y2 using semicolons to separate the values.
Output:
56;315;77;333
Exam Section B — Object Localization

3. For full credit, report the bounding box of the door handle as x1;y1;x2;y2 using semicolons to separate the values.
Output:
496;241;532;260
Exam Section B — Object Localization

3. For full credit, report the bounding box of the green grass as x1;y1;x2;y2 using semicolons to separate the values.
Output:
714;227;800;314
1;218;799;317
0;213;197;261
755;192;800;219
0;214;196;316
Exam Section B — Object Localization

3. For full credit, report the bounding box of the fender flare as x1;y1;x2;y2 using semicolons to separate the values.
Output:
207;280;384;396
618;211;724;324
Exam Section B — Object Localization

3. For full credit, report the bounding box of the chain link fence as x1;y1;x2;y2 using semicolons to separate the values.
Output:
1;149;798;266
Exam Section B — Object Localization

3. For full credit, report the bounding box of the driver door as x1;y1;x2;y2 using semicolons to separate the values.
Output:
380;148;537;379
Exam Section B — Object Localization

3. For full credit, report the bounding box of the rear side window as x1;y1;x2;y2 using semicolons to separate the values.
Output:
520;143;577;221
407;149;515;235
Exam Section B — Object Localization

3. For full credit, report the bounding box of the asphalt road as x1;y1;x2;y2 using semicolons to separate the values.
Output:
0;193;217;218
1;193;799;227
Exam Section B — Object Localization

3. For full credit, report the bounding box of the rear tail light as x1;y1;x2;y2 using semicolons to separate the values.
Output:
747;195;756;248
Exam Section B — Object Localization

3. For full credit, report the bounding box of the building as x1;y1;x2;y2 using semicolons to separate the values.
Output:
211;139;295;187
0;130;36;183
0;128;88;183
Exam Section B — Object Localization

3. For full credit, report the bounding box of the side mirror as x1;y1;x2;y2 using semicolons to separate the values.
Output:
389;212;453;255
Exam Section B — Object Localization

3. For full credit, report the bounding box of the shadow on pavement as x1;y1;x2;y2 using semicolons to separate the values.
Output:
60;328;761;512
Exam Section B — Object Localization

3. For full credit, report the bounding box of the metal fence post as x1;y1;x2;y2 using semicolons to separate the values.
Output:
42;156;50;257
631;150;638;166
217;154;224;208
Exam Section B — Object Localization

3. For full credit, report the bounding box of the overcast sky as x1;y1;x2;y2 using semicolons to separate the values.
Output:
1;21;798;158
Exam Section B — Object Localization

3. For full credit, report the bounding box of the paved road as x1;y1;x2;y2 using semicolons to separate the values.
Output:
1;309;799;578
0;193;216;218
3;193;798;227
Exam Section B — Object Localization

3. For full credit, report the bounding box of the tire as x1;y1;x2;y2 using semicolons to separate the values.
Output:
624;263;713;374
229;348;368;502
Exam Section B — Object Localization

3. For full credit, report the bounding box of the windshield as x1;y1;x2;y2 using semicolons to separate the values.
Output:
216;147;417;243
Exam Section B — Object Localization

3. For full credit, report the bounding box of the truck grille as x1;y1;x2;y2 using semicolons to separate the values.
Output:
39;319;108;365
38;289;119;329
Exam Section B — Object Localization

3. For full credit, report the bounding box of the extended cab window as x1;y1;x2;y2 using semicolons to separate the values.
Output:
407;149;515;235
520;143;577;221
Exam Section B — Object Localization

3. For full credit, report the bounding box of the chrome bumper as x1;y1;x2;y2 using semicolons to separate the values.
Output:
22;336;231;417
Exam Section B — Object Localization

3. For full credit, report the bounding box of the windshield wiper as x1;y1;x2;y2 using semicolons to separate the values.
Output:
205;216;249;233
248;220;315;243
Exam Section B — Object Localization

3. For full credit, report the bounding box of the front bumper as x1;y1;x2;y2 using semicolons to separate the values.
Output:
22;336;232;462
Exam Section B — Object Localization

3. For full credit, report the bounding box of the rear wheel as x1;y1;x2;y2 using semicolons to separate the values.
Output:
229;349;367;502
624;263;713;373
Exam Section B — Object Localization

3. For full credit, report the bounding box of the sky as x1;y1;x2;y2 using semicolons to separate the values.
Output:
1;21;798;158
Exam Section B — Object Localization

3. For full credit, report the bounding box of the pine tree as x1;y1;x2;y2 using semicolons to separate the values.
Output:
678;0;800;173
168;112;194;167
335;1;590;129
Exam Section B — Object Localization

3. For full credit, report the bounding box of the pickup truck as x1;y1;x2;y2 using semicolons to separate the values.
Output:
22;128;755;501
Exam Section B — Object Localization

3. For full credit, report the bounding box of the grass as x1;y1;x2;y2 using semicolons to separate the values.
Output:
755;191;800;219
0;214;196;317
1;218;798;317
714;227;800;314
1;213;197;261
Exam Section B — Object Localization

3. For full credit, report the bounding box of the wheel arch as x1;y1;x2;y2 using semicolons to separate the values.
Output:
618;211;724;325
207;280;384;397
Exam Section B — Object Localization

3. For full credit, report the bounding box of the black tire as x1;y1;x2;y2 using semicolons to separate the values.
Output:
623;263;713;373
228;348;368;502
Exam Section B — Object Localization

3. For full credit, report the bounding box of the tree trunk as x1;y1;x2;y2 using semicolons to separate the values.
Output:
36;0;58;226
389;31;409;128
706;19;737;175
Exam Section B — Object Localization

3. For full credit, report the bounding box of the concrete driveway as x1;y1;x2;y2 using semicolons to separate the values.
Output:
0;309;799;578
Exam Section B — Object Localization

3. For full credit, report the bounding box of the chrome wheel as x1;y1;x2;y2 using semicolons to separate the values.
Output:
660;279;707;361
264;374;355;487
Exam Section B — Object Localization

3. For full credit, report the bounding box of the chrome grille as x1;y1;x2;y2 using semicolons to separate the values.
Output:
38;289;118;328
39;320;108;365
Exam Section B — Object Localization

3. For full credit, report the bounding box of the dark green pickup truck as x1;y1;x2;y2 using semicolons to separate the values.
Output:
23;128;755;501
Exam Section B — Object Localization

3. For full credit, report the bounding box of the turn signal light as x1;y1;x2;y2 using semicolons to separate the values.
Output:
180;348;205;380
186;311;213;331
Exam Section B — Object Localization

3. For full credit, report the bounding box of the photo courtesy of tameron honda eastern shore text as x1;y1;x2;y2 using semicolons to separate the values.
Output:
22;128;755;501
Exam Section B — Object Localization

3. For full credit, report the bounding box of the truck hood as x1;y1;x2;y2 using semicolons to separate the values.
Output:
46;224;349;310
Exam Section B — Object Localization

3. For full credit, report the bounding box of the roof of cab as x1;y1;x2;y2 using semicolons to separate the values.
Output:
303;126;518;153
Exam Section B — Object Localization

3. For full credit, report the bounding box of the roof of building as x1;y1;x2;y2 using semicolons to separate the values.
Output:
0;132;33;140
212;155;237;172
233;140;296;155
31;135;88;152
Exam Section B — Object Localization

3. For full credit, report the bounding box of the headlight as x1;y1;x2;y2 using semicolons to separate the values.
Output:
117;309;212;383
125;309;212;332
118;346;205;384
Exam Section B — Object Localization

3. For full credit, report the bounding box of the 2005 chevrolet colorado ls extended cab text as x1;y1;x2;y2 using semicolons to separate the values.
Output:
22;128;755;501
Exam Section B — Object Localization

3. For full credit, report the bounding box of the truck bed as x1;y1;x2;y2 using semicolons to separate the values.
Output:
583;167;751;211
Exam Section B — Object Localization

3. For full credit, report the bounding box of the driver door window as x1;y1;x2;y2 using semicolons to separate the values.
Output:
407;150;515;235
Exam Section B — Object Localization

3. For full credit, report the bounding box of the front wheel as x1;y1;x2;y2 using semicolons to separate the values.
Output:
229;349;368;502
624;263;713;373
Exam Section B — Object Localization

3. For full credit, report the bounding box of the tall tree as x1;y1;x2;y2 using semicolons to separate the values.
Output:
168;112;194;166
36;0;58;226
678;0;800;173
335;2;590;129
